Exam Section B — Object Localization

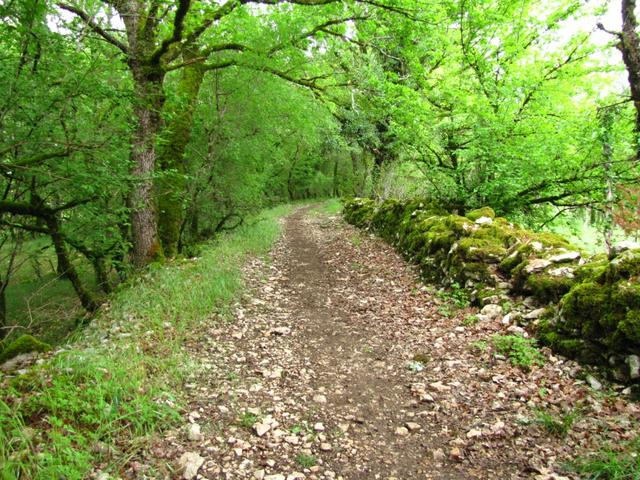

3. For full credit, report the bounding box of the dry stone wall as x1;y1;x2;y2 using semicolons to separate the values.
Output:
343;197;640;384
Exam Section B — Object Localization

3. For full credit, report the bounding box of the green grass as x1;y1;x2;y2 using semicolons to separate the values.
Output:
295;453;318;468
317;198;342;215
0;204;292;480
238;411;260;429
536;408;579;438
491;334;545;371
570;436;640;479
2;238;99;345
463;314;480;326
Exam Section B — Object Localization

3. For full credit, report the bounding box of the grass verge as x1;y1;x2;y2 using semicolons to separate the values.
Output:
0;204;292;480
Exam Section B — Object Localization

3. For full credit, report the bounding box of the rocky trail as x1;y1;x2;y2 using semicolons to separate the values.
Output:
139;207;639;480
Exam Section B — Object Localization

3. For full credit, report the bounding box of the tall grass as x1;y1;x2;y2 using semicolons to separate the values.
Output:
0;205;292;479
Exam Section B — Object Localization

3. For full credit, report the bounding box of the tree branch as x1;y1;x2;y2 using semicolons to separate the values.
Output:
150;0;191;65
57;3;129;54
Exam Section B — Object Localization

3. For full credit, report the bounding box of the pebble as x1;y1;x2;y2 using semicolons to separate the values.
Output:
586;374;602;391
178;452;204;480
313;394;327;404
395;426;409;436
187;423;203;441
254;422;271;437
405;422;420;431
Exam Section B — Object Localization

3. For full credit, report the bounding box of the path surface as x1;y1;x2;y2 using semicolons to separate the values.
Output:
142;207;638;480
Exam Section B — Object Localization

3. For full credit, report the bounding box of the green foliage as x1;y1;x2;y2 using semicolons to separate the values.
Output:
437;282;471;309
535;408;579;438
463;314;480;326
492;335;545;371
238;412;260;429
295;453;318;468
570;436;640;480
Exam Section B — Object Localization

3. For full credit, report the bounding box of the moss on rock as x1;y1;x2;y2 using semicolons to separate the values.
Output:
466;207;496;221
457;237;507;263
0;335;52;364
525;273;575;304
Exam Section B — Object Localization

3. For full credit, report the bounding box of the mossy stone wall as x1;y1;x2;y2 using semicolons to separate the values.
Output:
344;197;640;383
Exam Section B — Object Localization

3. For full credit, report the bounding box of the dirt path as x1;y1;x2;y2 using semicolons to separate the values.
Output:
142;207;639;480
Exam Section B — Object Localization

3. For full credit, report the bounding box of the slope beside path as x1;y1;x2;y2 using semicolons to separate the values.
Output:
140;206;638;480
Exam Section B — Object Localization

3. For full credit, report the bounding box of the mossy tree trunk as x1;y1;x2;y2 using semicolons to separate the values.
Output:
45;214;100;312
157;51;206;258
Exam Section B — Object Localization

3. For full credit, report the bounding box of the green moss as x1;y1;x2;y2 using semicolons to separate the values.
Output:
457;237;507;263
618;310;640;344
443;215;473;235
0;335;51;363
424;231;456;255
471;224;516;246
575;260;608;283
610;281;640;310
466;207;496;221
605;249;640;282
526;273;576;303
530;231;574;249
560;282;609;336
500;252;524;274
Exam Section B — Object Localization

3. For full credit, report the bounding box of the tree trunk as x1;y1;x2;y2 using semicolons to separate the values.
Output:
620;0;640;153
45;214;99;312
332;156;340;197
157;54;205;258
288;144;301;201
128;65;165;267
0;287;6;341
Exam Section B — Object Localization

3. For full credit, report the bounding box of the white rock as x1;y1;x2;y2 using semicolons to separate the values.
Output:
549;251;581;263
627;355;640;380
612;240;640;256
548;267;575;278
480;304;503;320
254;470;266;480
265;475;286;480
395;426;409;436
586;374;602;391
475;216;493;225
466;428;482;438
178;452;205;480
254;422;271;437
523;308;547;320
320;442;332;451
432;448;446;461
270;326;291;336
405;422;421;431
531;241;544;252
187;423;203;441
313;422;325;431
287;473;305;480
312;394;327;404
525;259;552;274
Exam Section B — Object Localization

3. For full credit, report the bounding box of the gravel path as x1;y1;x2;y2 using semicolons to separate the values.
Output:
140;206;639;480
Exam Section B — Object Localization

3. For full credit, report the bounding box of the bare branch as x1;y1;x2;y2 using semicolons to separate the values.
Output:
57;2;129;54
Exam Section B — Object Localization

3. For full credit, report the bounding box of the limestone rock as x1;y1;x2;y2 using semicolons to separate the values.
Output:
627;355;640;380
549;251;581;263
178;452;205;480
523;308;546;320
525;259;552;274
480;304;503;320
187;423;203;441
